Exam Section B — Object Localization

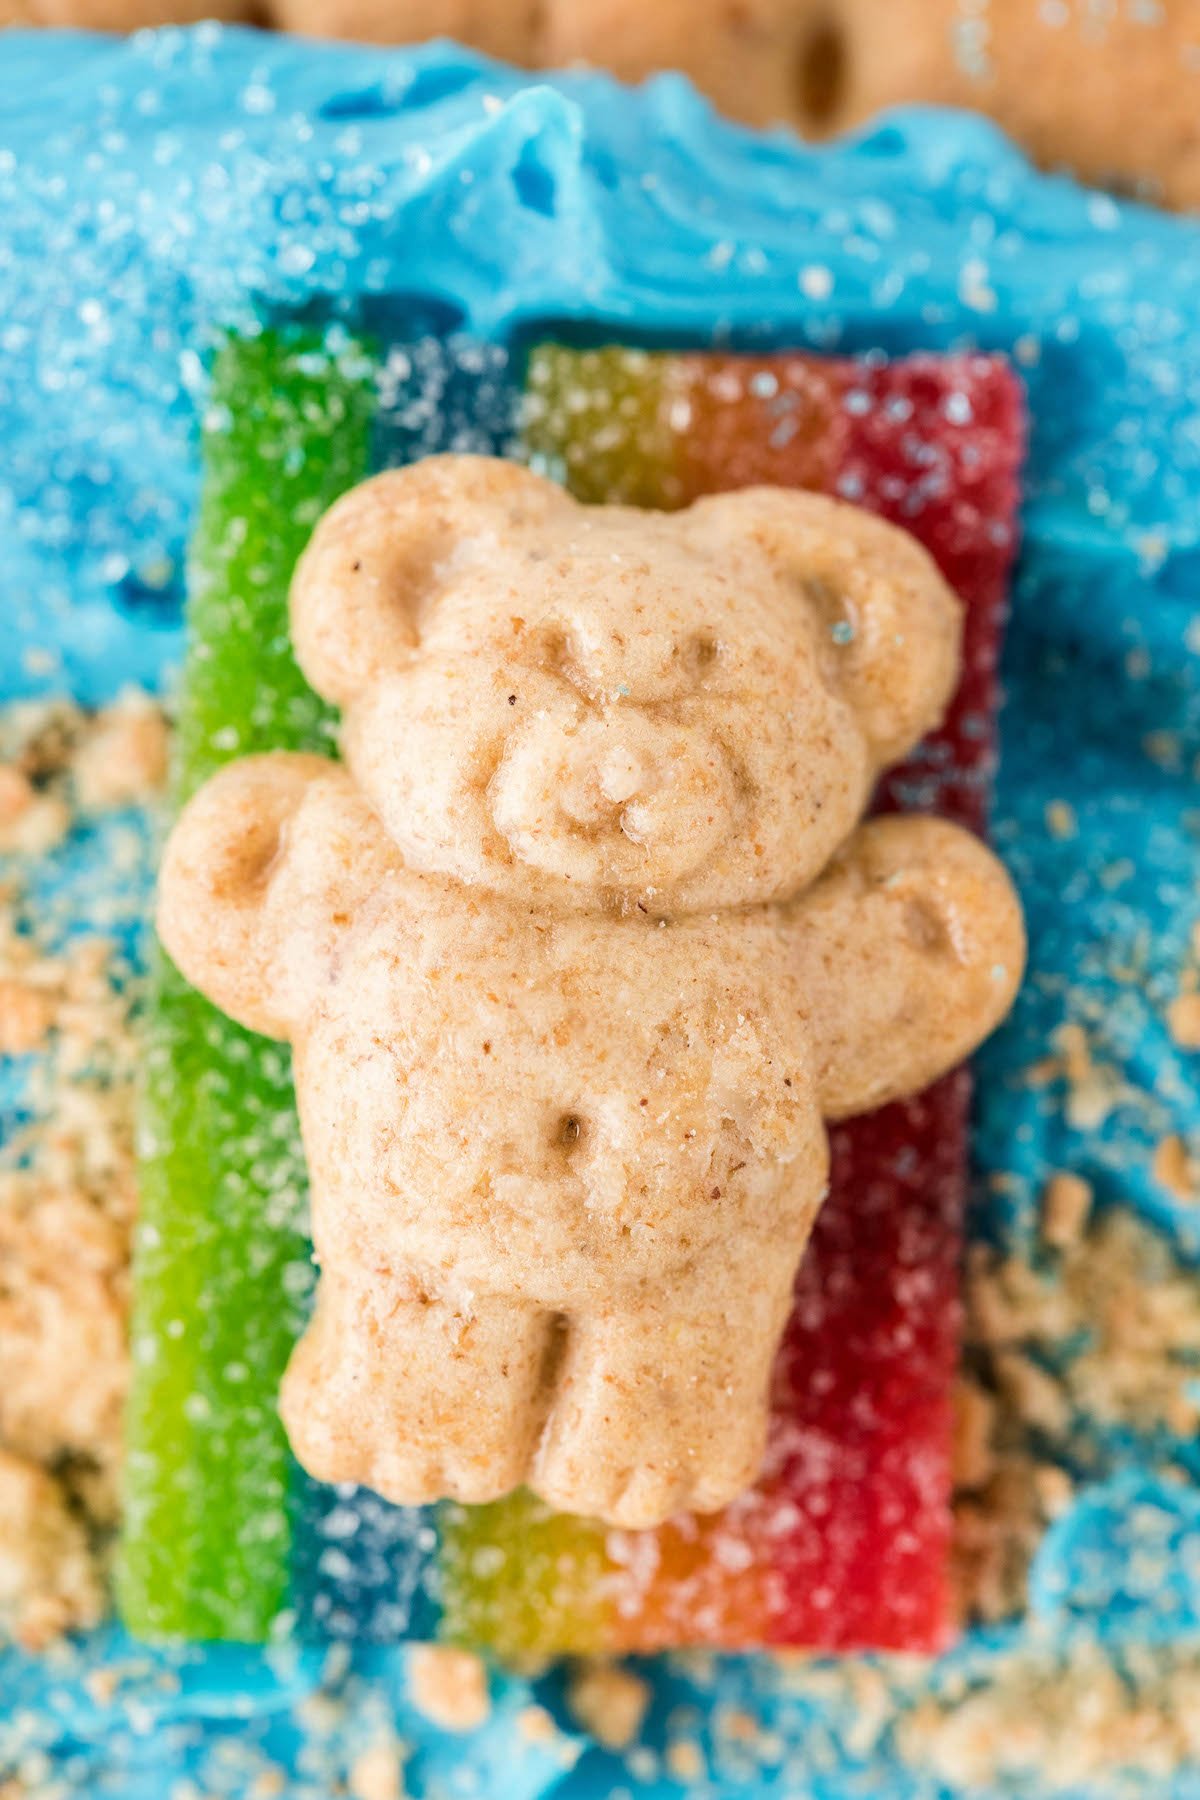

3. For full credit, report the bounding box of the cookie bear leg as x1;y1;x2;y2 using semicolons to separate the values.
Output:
532;1282;793;1529
280;1267;550;1507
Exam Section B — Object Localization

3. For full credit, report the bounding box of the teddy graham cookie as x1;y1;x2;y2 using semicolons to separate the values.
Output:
156;453;1023;1530
8;0;1193;208
536;0;1200;209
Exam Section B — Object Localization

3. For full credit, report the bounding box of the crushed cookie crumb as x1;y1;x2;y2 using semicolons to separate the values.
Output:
516;1704;559;1746
952;1459;1062;1623
0;1448;104;1649
73;690;170;811
1044;799;1077;839
954;1206;1200;1620
348;1733;407;1800
1032;1463;1075;1520
993;1349;1071;1435
0;693;167;1646
0;976;56;1055
83;1665;122;1705
1040;1172;1093;1248
1052;1021;1123;1130
1167;991;1200;1050
567;1661;651;1750
665;1737;705;1782
1153;1134;1198;1200
0;785;69;856
0;764;33;823
248;1774;287;1800
899;1645;1200;1791
408;1646;491;1733
951;1376;996;1489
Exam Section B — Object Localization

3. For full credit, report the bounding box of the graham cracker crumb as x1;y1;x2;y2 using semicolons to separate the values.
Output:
408;1646;491;1733
516;1704;559;1745
1040;1172;1093;1248
73;691;170;811
348;1735;406;1800
0;1448;104;1649
1168;992;1200;1050
1053;1021;1122;1130
665;1738;705;1782
0;976;56;1055
567;1661;651;1750
954;1206;1200;1621
1032;1463;1075;1519
952;1460;1059;1623
83;1665;121;1705
0;693;167;1646
899;1646;1200;1791
993;1350;1071;1435
951;1376;996;1489
0;764;33;824
1153;1134;1198;1200
249;1775;287;1800
0;788;69;856
296;1690;343;1736
717;1707;758;1743
1044;799;1077;840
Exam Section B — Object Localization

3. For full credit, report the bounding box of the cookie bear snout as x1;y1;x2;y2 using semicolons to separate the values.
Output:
557;734;654;829
490;708;738;890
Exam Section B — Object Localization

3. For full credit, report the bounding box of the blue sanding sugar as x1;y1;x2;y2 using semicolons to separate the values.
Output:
1;24;1200;1800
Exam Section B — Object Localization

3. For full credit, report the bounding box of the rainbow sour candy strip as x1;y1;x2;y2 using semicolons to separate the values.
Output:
123;333;1022;1653
120;329;376;1640
436;346;1024;1656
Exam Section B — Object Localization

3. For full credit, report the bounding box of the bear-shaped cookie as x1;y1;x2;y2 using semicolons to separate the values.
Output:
158;454;1024;1530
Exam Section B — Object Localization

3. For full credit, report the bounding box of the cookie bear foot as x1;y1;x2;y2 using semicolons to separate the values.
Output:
280;1270;550;1507
531;1302;789;1529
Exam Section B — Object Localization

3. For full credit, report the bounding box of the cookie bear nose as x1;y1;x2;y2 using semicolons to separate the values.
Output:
559;741;654;830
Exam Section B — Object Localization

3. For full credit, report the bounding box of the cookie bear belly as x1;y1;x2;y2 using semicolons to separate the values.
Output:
292;893;824;1309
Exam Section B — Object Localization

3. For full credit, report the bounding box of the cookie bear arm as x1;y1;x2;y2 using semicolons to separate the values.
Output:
156;752;343;1040
784;815;1025;1121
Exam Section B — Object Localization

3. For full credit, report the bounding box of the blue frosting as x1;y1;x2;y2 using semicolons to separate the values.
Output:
2;26;1200;1799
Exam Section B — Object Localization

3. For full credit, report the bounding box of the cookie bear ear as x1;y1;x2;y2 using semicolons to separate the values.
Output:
687;488;963;766
290;455;566;707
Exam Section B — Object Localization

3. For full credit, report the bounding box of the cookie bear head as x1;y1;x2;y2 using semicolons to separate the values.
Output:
290;455;962;914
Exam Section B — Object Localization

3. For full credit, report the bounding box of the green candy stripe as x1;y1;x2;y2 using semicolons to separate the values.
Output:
119;329;377;1641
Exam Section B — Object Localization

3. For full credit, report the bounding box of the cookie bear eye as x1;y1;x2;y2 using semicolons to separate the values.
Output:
803;574;853;643
556;1113;585;1150
686;634;720;677
542;626;590;693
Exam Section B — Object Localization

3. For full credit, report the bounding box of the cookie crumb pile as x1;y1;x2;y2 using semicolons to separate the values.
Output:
407;1647;492;1734
566;1661;651;1750
0;693;166;1649
952;1205;1200;1623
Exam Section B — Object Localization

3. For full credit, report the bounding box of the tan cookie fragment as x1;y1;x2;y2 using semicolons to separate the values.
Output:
0;1450;104;1650
1;0;253;23
0;1185;129;1486
827;0;1200;210
269;0;540;57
